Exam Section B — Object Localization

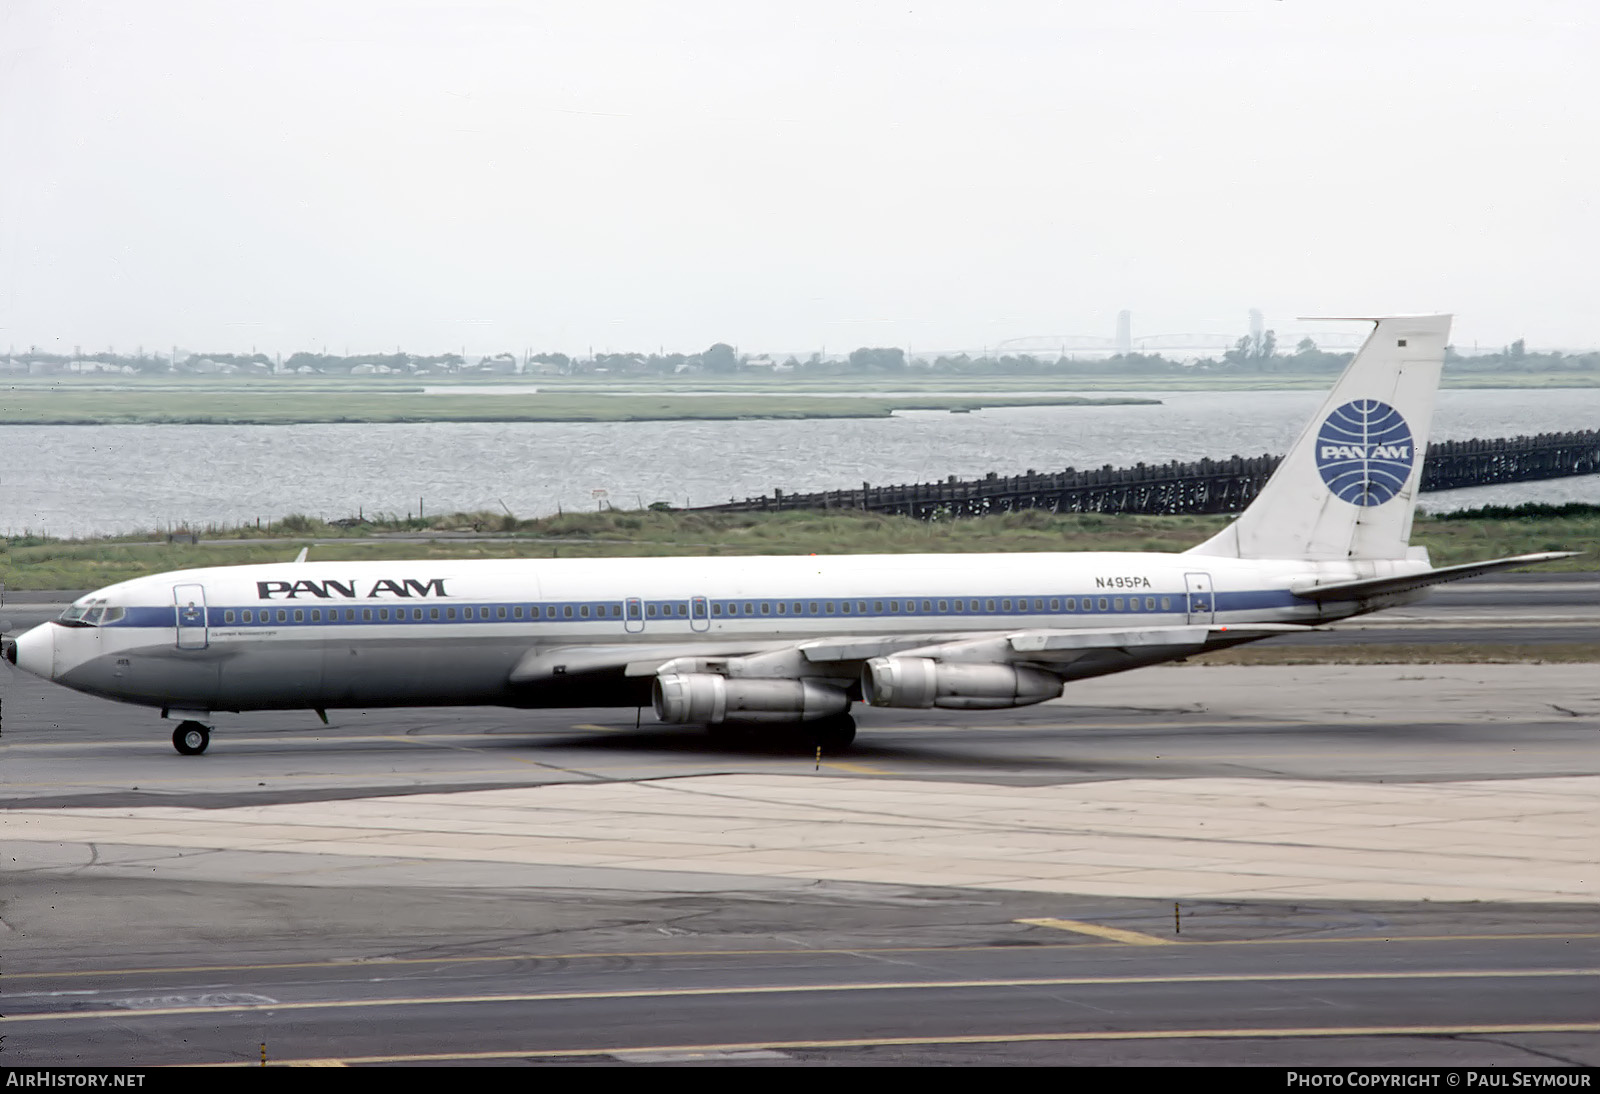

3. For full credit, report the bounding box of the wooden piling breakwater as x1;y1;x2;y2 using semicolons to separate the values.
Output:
694;430;1600;519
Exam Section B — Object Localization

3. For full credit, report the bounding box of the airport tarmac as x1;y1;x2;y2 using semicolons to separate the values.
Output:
3;646;1599;1067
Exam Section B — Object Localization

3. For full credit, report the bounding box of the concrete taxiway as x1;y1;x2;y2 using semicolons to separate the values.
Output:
4;645;1599;1066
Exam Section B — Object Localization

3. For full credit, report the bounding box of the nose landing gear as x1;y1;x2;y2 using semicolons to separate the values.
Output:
173;721;211;755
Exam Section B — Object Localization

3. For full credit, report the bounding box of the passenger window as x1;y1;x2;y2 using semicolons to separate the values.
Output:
1129;599;1140;612
825;602;835;614
464;607;474;620
431;608;440;620
1145;597;1156;611
953;600;964;612
363;609;372;621
561;605;571;618
841;602;852;614
277;609;288;623
889;601;899;613
874;601;884;613
938;600;947;612
922;600;932;612
1098;598;1109;611
810;602;818;614
777;603;787;614
546;606;556;618
447;608;457;619
713;604;723;616
647;604;657;617
1034;599;1043;611
969;599;980;611
496;606;506;619
225;610;236;623
1050;599;1060;611
312;609;322;622
1161;597;1172;611
379;608;389;621
580;605;590;618
745;603;755;614
1114;598;1125;611
761;602;771;615
293;609;304;622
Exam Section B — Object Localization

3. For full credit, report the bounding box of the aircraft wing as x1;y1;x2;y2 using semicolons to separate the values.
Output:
508;622;1318;686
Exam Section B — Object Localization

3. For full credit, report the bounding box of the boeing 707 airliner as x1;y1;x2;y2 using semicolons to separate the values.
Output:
3;316;1576;754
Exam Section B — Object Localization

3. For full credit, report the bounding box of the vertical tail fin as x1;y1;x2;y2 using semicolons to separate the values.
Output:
1187;314;1450;561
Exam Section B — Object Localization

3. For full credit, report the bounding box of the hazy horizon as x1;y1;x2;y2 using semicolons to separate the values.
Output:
5;2;1597;357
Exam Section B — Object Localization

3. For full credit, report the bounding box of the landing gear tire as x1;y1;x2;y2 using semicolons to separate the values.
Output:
173;721;210;756
808;713;857;753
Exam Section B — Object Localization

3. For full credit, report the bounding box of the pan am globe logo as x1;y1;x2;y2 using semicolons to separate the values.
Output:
1315;399;1415;506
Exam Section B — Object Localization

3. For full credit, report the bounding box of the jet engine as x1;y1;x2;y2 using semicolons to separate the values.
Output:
653;672;850;726
861;657;1061;710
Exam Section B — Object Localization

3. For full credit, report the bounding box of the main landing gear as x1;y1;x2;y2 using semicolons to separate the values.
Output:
172;720;211;755
703;712;858;753
807;712;857;752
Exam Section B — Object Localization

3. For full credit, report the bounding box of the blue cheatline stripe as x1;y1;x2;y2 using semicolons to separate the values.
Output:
103;588;1309;630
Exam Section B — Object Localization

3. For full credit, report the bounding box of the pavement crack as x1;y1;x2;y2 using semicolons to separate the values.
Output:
1459;1033;1592;1067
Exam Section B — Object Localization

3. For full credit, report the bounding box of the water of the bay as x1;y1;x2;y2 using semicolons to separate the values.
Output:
4;388;1597;538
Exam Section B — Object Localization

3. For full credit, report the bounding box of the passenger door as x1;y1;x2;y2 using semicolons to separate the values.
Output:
174;583;209;649
1184;572;1214;626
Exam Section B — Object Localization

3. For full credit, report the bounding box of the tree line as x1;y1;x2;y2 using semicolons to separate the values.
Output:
7;338;1598;378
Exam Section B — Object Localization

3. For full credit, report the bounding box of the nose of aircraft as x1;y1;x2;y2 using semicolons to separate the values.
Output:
7;624;55;679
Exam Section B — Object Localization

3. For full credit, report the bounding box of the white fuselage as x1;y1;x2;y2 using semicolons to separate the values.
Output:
10;550;1398;715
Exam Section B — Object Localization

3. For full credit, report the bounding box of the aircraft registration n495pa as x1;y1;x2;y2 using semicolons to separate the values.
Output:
2;316;1577;755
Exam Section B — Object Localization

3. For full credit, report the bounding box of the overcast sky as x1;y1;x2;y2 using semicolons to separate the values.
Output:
2;1;1596;356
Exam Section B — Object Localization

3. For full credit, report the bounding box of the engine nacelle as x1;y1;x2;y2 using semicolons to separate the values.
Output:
653;673;850;726
861;657;1062;710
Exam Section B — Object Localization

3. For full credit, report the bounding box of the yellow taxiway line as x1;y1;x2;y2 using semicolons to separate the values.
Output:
9;933;1598;981
8;967;1596;1024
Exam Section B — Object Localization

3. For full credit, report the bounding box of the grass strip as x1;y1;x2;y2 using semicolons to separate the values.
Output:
0;390;1155;425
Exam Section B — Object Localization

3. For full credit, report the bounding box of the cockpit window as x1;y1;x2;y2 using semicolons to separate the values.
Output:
59;598;112;627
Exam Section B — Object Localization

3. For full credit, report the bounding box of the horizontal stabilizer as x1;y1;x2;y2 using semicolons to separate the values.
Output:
1291;551;1580;602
